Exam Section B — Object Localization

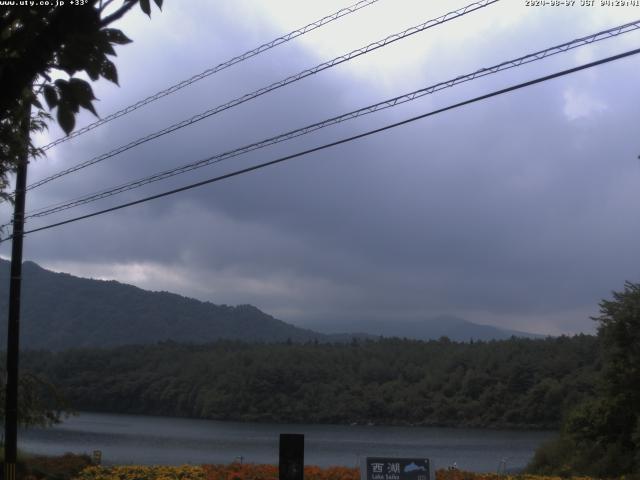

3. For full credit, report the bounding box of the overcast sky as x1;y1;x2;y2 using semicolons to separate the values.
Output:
2;0;639;335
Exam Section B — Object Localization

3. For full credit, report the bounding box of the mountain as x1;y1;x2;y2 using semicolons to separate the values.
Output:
0;259;326;350
302;315;543;342
0;259;541;350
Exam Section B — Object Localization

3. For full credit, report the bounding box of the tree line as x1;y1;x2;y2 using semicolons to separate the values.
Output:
19;335;599;429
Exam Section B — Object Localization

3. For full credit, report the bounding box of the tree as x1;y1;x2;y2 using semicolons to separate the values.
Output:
0;0;163;203
529;281;640;477
0;370;69;427
595;281;640;412
580;281;640;475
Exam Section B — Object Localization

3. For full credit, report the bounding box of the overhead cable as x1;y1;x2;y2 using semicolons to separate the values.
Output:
4;46;637;243
38;0;381;152
21;19;640;221
26;0;498;191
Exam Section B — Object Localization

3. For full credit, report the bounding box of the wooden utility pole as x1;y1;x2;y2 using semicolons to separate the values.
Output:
3;109;30;480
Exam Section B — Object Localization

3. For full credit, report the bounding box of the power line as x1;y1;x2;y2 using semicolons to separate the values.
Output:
4;46;637;243
38;0;381;152
20;19;640;221
26;0;498;192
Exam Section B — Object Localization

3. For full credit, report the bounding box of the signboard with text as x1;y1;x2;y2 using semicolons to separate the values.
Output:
364;457;430;480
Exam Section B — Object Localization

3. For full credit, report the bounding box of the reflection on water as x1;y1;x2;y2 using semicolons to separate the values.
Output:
19;412;554;472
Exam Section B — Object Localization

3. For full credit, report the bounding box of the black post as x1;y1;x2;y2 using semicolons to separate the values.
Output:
3;111;30;480
279;433;304;480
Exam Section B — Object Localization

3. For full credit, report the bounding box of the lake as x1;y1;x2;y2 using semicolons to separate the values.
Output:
18;412;554;472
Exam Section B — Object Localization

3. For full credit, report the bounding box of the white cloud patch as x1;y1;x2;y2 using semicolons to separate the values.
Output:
562;87;607;121
41;260;199;294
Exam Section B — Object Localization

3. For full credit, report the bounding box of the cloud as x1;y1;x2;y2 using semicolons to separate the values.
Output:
2;1;640;336
563;87;607;121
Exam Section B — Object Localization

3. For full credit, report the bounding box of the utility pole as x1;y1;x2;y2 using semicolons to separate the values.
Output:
3;108;30;480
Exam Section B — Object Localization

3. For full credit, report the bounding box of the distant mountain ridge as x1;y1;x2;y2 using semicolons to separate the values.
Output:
0;259;540;350
303;315;543;342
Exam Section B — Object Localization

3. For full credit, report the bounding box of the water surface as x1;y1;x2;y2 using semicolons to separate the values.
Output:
19;412;553;472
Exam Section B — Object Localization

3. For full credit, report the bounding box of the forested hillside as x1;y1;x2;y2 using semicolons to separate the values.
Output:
21;335;598;429
0;260;325;349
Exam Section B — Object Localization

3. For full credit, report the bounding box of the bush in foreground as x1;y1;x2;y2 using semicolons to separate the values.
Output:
19;453;92;480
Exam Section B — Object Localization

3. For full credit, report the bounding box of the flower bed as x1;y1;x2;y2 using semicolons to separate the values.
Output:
204;464;359;480
73;465;206;480
74;465;600;480
72;464;360;480
435;470;595;480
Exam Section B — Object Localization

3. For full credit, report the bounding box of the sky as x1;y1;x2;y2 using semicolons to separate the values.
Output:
1;0;640;335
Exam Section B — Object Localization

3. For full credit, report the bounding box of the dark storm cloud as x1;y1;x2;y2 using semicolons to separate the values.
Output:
3;1;640;335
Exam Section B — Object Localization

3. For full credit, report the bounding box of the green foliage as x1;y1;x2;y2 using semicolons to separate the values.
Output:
527;436;574;477
0;368;70;427
595;281;640;412
20;335;599;429
528;281;640;478
0;0;162;202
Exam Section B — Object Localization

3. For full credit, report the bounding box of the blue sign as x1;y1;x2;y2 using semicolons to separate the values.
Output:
365;457;430;480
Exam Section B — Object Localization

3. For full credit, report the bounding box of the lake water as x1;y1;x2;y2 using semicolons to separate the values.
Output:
18;412;554;472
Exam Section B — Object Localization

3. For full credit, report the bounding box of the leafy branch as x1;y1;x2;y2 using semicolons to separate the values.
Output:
0;0;164;202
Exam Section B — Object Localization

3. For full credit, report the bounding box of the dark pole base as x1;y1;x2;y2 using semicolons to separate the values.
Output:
4;462;17;480
279;433;304;480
